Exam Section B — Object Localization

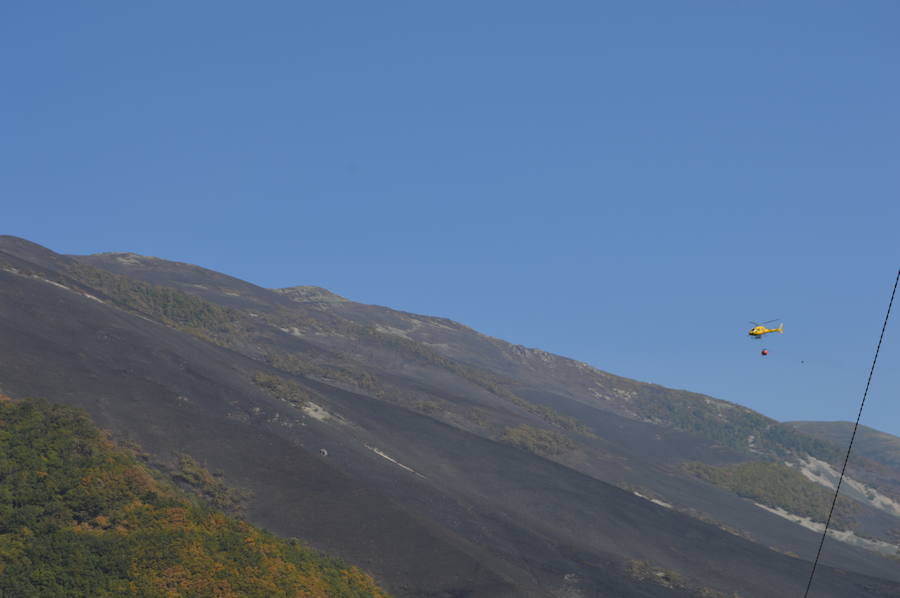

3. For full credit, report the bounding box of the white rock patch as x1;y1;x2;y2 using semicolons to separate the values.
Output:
302;402;335;422
115;254;143;265
754;503;900;556
374;324;412;339
633;491;673;509
791;456;900;518
365;444;426;478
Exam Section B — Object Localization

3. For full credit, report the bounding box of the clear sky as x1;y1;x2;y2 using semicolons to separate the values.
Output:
3;2;899;435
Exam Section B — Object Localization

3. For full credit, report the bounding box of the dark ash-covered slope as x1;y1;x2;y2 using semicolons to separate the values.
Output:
78;243;900;555
1;235;898;597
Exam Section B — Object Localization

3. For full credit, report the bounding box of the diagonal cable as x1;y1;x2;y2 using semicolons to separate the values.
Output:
803;269;899;597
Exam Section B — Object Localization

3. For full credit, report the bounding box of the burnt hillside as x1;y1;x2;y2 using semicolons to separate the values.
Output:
1;235;898;597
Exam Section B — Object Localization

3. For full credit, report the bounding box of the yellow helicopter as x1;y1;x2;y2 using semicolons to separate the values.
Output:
748;319;783;339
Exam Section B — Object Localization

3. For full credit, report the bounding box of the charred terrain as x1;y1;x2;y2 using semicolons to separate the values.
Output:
1;235;899;597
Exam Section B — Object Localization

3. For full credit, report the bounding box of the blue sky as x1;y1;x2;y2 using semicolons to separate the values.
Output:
3;2;899;435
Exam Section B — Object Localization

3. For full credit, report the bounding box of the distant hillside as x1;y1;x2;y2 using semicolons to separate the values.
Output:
789;421;900;471
0;396;390;598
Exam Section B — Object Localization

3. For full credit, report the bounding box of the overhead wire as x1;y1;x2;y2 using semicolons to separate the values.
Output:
802;269;899;597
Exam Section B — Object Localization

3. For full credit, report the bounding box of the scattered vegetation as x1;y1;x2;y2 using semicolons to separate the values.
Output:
500;424;577;457
171;453;250;514
264;352;381;396
67;263;242;341
339;323;596;435
512;399;593;436
625;559;683;589
462;407;489;428
0;397;391;598
628;386;841;462
683;461;858;530
252;371;315;408
624;559;743;597
407;399;442;415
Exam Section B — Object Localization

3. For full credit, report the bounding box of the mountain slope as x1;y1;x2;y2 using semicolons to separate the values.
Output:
76;243;900;544
0;240;529;597
1;235;899;597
